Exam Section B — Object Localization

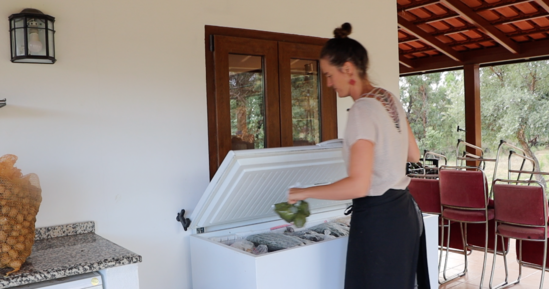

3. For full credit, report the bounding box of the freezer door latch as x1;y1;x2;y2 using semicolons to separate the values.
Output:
176;209;192;231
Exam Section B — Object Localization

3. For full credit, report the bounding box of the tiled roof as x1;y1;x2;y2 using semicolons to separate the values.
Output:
398;0;549;75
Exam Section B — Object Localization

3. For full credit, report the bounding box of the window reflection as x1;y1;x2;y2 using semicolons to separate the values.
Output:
228;54;265;150
290;59;320;146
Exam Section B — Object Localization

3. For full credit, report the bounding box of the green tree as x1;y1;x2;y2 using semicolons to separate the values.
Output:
229;72;264;148
480;61;549;186
291;74;320;145
229;71;321;148
399;71;464;159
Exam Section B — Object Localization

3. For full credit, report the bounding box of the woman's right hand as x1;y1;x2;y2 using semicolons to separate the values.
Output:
288;187;307;204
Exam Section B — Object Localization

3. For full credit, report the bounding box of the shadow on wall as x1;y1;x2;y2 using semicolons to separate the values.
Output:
0;105;73;119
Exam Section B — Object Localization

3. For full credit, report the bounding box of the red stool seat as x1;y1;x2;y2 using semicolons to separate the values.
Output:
443;208;494;222
498;224;548;240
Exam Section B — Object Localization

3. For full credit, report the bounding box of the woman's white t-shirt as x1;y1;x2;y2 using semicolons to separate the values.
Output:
343;87;411;197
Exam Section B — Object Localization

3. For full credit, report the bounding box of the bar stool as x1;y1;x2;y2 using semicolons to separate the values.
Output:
408;177;440;216
439;166;494;288
409;175;459;284
489;179;548;289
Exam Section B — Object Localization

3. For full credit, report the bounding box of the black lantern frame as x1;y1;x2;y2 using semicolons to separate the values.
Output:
9;8;56;64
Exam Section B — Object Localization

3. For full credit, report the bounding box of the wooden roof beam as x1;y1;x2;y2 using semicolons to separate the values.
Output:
398;15;464;62
441;0;520;54
399;38;549;76
398;0;440;13
432;24;479;36
424;15;461;24
401;35;493;54
501;14;549;25
533;0;549;13
399;37;421;45
475;0;534;13
399;56;415;69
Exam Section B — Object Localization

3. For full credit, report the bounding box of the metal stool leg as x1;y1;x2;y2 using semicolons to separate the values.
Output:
489;225;500;288
502;235;510;284
540;238;547;289
441;219;466;283
492;238;522;289
462;223;469;274
518;240;523;284
479;221;490;288
438;218;445;283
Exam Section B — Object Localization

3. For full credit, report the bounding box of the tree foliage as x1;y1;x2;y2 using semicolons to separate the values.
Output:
229;71;264;148
291;75;320;145
399;70;464;158
399;60;549;185
480;61;549;185
229;71;321;149
480;61;549;149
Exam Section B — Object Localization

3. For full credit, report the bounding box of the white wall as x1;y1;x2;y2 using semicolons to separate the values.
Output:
0;1;398;288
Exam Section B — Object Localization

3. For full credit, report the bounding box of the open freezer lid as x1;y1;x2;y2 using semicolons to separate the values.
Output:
190;140;350;234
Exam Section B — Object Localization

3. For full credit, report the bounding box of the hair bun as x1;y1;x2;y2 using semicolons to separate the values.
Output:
333;23;352;39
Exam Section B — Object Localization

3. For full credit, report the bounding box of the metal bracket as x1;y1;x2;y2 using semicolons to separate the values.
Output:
176;209;191;231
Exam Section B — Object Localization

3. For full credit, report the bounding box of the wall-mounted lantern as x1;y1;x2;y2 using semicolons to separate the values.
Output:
9;9;56;64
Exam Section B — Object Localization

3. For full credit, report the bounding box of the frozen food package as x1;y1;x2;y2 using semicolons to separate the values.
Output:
230;239;255;252
246;232;307;252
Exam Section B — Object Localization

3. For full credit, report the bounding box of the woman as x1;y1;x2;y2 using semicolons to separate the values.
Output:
288;23;429;289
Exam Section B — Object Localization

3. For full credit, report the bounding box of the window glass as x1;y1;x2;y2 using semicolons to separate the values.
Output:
229;54;265;150
399;70;465;164
290;59;320;146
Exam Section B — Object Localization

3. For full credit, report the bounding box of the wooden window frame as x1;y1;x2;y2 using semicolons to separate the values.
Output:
205;26;337;179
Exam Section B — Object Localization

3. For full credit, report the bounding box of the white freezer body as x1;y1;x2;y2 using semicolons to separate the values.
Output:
190;212;439;289
425;213;439;289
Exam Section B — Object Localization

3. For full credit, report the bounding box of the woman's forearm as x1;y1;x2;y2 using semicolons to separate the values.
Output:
288;139;374;204
288;176;370;204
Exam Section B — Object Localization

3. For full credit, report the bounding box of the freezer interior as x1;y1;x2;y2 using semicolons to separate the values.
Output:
204;213;351;256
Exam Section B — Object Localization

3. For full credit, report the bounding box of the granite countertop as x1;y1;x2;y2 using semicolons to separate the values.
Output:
0;221;142;288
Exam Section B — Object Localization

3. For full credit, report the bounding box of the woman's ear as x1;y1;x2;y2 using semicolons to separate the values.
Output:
342;61;355;76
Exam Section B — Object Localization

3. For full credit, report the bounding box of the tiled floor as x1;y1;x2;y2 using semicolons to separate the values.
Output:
438;240;549;289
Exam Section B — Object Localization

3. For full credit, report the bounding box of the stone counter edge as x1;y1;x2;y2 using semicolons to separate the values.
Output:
34;221;95;241
0;255;141;288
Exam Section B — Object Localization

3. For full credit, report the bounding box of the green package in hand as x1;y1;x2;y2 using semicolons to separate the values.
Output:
273;200;310;228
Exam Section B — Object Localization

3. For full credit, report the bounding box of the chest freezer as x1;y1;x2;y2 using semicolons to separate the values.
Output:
188;141;439;289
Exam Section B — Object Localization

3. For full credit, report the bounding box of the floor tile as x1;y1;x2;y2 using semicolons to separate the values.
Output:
436;239;549;288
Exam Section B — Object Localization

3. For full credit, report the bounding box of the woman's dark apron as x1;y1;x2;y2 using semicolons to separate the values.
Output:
344;188;430;289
